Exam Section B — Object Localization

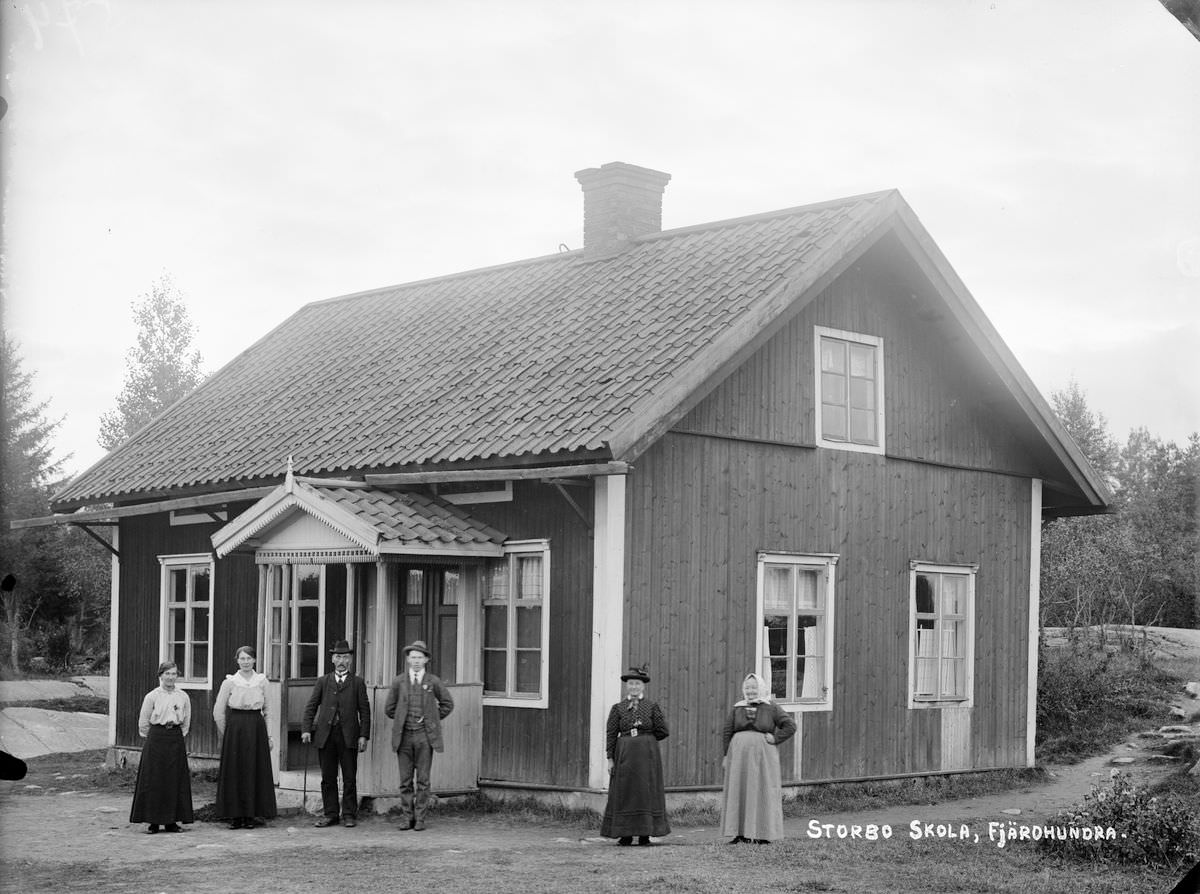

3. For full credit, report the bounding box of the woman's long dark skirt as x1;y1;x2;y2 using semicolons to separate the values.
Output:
215;708;278;820
129;725;194;825
600;735;670;838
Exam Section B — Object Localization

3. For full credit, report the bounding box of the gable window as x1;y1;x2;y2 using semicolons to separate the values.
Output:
909;562;976;707
482;540;550;708
158;554;214;689
815;326;884;454
756;552;837;711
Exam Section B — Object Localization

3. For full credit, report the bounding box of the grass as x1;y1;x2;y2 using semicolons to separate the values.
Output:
1036;630;1192;765
1;695;109;714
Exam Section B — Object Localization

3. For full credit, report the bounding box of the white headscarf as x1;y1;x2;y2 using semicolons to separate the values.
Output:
734;672;772;706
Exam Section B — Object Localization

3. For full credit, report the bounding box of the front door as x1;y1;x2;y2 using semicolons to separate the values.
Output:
396;565;461;682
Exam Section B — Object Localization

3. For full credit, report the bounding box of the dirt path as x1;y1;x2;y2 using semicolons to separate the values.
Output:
0;732;1185;870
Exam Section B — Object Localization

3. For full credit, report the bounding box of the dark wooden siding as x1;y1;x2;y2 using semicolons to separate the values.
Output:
632;255;1036;787
465;481;595;787
626;435;1031;787
116;505;259;758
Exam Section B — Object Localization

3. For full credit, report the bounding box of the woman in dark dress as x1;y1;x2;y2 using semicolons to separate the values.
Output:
599;665;670;846
129;660;194;833
720;672;796;844
213;645;277;829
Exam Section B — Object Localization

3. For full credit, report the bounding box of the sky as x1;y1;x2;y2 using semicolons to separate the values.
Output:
3;0;1198;484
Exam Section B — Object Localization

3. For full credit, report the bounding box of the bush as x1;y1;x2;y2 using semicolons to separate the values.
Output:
1039;771;1200;869
1037;638;1177;763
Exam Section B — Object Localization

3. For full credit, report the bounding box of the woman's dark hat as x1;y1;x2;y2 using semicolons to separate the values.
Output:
329;640;354;654
403;640;431;658
620;663;650;683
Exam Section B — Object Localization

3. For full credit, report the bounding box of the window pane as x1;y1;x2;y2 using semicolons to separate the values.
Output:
849;343;874;378
821;371;846;404
821;339;845;373
849;377;874;410
516;555;542;600
271;606;283;639
764;615;788;658
192;568;210;602
406;570;423;605
796;570;819;610
485;561;508;602
942;575;967;615
172;643;186;669
822;404;847;440
798;616;820;657
442;571;460;606
298;645;318;678
849;408;876;444
516;606;541;648
941;657;965;698
915;576;935;614
191;607;208;642
763;565;792;613
170;608;186;640
942;620;964;658
484;606;507;648
799;655;825;699
191;644;208;678
298;605;319;642
768;657;788;700
915;658;938;696
515;650;540;693
170;569;187;603
297;566;320;601
483;649;506;692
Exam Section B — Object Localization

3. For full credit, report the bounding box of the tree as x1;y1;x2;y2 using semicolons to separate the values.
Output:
1;334;64;668
1041;383;1198;631
1050;379;1119;487
98;275;204;451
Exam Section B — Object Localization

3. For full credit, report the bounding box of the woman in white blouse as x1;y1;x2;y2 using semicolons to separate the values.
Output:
129;660;194;833
213;645;278;829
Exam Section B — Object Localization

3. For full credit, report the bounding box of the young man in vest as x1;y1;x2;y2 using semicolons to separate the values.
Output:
383;640;454;831
301;640;371;827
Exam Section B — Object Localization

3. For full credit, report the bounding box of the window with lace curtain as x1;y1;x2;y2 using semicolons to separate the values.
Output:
909;562;976;707
482;540;550;707
757;552;837;711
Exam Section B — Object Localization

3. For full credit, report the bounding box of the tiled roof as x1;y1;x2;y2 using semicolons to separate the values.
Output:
54;191;897;507
305;482;507;550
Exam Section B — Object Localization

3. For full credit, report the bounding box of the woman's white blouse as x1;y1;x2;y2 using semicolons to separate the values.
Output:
138;686;191;737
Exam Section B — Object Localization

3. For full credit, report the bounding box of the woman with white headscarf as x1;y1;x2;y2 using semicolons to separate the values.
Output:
719;672;796;844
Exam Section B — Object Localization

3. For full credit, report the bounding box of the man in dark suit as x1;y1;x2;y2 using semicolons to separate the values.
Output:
302;640;371;828
383;640;454;831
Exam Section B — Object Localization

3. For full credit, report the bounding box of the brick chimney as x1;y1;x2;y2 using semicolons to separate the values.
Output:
574;162;672;259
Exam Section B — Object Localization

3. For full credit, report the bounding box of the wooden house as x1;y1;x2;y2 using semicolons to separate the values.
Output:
32;162;1110;802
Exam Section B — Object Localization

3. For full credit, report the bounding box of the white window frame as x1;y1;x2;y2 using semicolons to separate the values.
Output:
908;561;977;709
755;551;838;713
158;553;214;690
482;539;551;708
814;326;885;455
264;564;327;681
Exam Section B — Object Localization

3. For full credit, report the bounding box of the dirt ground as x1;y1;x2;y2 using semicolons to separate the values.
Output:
2;627;1196;893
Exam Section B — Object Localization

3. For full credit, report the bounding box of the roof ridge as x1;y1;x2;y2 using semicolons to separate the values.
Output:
641;188;899;243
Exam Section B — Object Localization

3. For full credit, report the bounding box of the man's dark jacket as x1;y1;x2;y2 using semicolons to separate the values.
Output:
302;673;371;748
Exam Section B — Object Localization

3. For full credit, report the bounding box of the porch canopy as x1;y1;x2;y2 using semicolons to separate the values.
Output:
211;472;507;560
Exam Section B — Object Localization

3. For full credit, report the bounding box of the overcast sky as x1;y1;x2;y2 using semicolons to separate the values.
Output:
3;0;1198;483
